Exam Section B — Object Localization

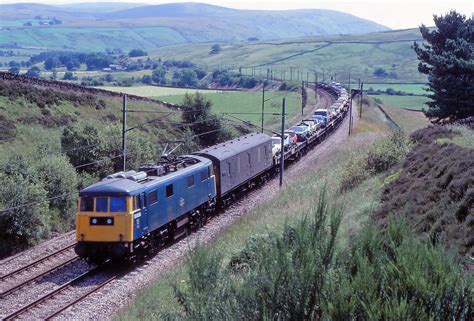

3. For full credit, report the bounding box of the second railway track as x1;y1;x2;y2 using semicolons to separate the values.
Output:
0;243;78;298
3;262;127;320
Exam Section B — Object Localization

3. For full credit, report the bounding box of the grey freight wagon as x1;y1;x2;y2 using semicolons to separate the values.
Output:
195;133;273;198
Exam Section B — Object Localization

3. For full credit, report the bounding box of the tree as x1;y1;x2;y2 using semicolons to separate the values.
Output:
44;57;59;70
373;68;387;77
172;69;198;87
141;75;152;84
0;174;48;256
25;66;41;78
209;44;222;55
181;93;231;146
413;11;473;121
63;71;76;80
128;49;147;57
152;67;167;85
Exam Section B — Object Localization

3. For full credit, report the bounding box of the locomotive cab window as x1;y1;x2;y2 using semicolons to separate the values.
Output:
110;197;127;212
200;170;207;181
96;197;108;212
80;197;94;212
166;184;174;197
133;195;141;210
148;190;158;205
187;175;195;187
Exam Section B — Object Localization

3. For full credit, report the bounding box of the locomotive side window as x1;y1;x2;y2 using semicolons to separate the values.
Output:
200;170;207;181
133;195;141;210
80;197;94;212
110;197;127;212
166;184;174;197
96;197;108;212
237;156;241;174
148;190;158;204
187;175;195;187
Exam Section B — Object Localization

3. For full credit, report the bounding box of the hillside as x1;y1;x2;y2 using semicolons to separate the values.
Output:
147;28;425;82
0;2;388;51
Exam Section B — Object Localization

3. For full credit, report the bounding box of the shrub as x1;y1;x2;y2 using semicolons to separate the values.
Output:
341;130;410;191
365;129;410;174
34;155;78;224
0;174;49;256
0;115;16;142
171;190;344;320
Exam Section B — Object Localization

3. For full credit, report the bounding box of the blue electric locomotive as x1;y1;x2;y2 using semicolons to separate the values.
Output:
75;155;216;261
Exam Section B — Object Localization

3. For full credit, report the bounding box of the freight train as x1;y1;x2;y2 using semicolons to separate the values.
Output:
74;83;350;262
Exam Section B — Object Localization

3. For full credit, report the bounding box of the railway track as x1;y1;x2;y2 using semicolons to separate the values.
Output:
3;262;126;320
0;231;76;267
0;243;78;298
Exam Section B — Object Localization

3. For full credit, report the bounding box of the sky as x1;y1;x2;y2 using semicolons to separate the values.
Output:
0;0;472;29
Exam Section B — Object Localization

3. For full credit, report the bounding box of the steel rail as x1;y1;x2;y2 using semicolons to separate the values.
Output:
0;256;80;298
0;243;76;282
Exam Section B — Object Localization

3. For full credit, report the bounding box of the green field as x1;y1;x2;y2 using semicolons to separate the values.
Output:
98;85;224;97
365;83;429;95
155;91;303;130
374;94;428;111
373;94;430;133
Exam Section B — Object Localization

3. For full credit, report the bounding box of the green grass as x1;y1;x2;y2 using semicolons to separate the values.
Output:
365;83;429;95
436;125;474;149
97;85;224;97
155;91;304;130
372;95;430;133
0;26;186;51
373;94;429;110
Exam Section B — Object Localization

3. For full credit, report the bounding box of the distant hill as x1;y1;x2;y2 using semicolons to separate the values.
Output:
0;2;389;50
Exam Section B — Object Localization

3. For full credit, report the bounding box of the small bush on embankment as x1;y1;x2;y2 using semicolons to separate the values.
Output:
340;130;410;190
375;125;474;261
169;191;472;320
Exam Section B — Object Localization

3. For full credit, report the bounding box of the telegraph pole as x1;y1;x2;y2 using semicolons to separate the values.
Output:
280;98;286;188
315;72;318;102
122;95;127;172
261;83;265;133
301;81;305;115
348;73;352;136
359;81;364;118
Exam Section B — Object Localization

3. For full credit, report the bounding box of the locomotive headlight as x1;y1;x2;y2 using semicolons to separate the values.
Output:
92;218;98;224
106;218;112;225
